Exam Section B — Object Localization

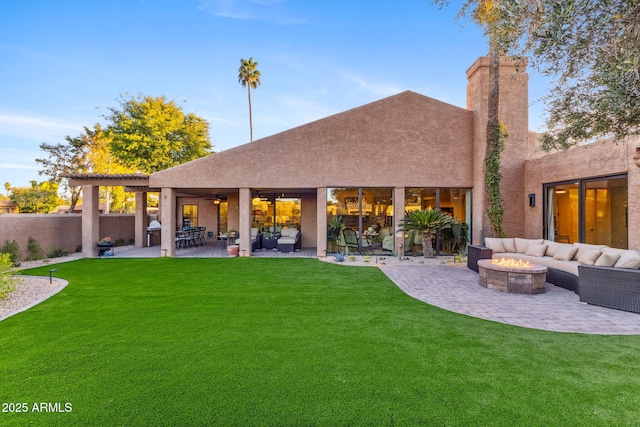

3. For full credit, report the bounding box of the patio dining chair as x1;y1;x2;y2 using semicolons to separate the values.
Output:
338;228;371;253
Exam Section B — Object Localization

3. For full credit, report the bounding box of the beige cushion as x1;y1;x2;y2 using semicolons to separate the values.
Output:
577;249;602;265
573;242;608;251
572;243;608;261
601;247;627;258
537;257;580;276
484;238;505;253
553;246;578;261
594;252;621;267
499;238;516;253
514;238;544;254
543;240;564;257
280;228;299;238
614;250;640;269
524;244;548;257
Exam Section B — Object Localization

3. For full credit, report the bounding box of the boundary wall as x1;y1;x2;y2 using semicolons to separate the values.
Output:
0;214;134;261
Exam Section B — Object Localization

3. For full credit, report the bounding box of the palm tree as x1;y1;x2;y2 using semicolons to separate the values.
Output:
4;182;10;197
399;209;453;258
237;57;261;142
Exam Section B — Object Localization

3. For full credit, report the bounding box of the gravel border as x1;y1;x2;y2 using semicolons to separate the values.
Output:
0;276;68;321
1;253;82;322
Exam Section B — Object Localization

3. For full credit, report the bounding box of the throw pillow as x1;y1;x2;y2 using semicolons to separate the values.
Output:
553;246;578;261
577;249;602;265
614;250;640;269
500;238;517;253
524;244;548;258
594;252;620;267
572;243;608;261
543;240;562;257
514;238;544;254
484;238;505;253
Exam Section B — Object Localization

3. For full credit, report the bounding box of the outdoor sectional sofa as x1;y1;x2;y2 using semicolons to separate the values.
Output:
468;237;640;313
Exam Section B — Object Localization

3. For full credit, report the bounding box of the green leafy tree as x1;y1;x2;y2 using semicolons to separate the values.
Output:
9;181;60;213
87;124;136;213
106;94;212;173
437;0;512;239
36;125;103;212
399;209;453;258
238;57;261;142
439;0;640;150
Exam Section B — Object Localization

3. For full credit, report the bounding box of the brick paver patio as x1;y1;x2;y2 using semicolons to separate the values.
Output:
380;264;640;335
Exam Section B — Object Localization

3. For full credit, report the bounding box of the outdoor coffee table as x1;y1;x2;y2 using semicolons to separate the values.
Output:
478;258;548;294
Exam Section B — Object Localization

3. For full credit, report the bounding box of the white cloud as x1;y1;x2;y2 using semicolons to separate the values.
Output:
0;113;83;140
338;71;405;97
0;162;37;170
196;0;306;25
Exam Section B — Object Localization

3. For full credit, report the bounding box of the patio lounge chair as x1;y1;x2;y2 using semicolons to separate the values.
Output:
277;228;301;253
236;227;261;251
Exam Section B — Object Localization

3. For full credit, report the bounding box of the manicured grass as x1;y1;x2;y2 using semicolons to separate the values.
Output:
1;258;640;426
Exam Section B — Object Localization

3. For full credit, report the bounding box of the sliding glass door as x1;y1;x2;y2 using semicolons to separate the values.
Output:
544;175;627;248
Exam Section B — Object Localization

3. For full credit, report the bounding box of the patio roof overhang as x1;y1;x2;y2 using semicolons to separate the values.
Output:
64;173;152;189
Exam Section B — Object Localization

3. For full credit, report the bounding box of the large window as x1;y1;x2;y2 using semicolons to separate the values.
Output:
405;188;471;255
545;175;627;248
327;188;393;254
251;195;301;235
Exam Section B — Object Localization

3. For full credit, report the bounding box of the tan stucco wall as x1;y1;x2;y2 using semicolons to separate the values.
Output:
150;91;475;191
300;193;317;248
0;214;134;261
466;57;529;244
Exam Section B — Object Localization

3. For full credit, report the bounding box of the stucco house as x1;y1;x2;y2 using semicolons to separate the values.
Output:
68;56;640;258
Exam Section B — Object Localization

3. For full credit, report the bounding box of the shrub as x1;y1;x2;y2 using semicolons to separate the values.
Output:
75;245;82;253
25;237;44;261
0;253;23;300
1;240;21;264
47;245;69;259
115;238;126;247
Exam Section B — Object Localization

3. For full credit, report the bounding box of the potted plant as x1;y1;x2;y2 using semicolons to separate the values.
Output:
327;216;344;238
327;216;344;253
97;236;116;257
398;209;453;258
225;230;239;256
98;236;115;247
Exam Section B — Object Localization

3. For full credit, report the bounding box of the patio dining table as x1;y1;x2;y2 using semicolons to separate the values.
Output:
175;227;207;248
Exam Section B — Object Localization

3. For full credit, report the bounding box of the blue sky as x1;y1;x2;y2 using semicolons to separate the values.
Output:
0;0;549;189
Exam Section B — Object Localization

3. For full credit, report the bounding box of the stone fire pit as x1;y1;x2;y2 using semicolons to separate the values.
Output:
478;258;548;294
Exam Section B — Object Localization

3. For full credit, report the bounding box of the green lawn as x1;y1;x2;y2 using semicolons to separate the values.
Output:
1;258;640;426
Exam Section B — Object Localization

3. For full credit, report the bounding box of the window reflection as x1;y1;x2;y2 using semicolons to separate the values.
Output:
545;175;627;248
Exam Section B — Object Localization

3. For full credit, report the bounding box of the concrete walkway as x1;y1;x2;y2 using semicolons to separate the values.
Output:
380;264;640;335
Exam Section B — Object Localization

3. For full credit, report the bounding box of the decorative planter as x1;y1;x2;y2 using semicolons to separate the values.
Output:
227;244;239;257
97;242;116;257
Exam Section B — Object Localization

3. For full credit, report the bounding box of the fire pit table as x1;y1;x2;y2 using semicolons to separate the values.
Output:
478;258;548;294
